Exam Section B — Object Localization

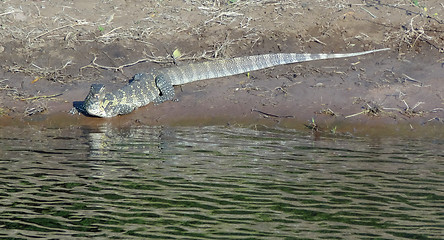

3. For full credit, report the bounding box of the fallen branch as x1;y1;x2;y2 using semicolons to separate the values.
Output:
0;9;22;17
344;110;367;118
33;20;88;40
21;93;63;101
251;109;294;118
80;56;153;72
360;7;377;18
80;51;213;72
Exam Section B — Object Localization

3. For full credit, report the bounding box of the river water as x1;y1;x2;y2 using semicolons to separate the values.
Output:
0;125;442;239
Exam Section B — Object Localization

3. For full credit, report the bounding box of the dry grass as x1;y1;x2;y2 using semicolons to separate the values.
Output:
5;61;73;83
1;0;441;66
0;80;22;99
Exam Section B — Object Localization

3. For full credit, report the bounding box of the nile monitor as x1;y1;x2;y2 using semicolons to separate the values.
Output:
80;48;390;117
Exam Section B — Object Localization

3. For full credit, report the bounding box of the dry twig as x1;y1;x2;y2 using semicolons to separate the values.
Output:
32;20;88;40
252;109;294;118
20;93;63;101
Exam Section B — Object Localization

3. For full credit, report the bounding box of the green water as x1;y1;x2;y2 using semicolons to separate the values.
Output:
0;125;442;239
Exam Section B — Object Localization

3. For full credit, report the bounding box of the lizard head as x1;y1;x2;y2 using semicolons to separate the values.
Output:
83;84;109;117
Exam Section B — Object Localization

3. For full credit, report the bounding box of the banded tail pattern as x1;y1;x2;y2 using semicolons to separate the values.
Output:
164;48;390;85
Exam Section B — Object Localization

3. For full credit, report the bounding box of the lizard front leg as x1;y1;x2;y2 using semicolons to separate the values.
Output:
153;74;175;104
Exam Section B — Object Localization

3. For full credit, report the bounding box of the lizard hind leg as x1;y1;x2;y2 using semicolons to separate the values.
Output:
153;74;175;104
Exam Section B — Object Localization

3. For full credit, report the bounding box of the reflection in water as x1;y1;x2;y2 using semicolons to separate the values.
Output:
0;125;442;239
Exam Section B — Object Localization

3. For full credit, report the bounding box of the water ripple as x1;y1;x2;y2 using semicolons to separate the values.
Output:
0;125;442;239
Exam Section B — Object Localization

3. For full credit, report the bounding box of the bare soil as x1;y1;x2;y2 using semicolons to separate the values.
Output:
1;0;443;136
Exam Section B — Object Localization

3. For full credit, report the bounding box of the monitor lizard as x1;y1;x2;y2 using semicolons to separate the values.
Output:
79;48;390;117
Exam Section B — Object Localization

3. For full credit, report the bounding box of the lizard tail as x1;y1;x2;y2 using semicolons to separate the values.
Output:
165;48;390;85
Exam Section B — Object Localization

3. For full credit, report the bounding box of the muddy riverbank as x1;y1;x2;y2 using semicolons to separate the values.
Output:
1;1;443;136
